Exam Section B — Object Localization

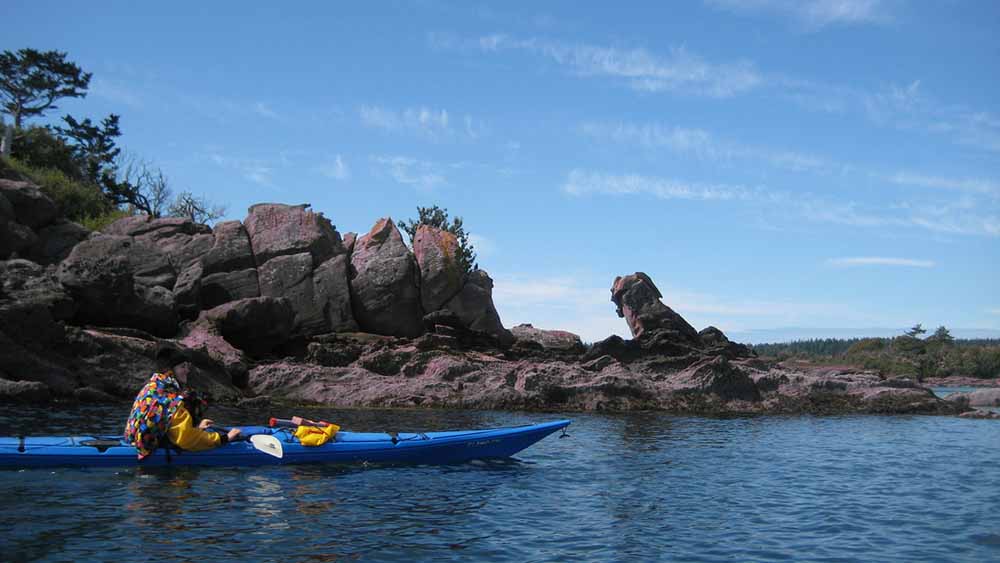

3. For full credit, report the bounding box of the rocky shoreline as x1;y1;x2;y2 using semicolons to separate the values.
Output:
0;176;991;417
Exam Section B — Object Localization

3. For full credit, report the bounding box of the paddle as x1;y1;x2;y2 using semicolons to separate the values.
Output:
209;426;284;459
268;416;332;429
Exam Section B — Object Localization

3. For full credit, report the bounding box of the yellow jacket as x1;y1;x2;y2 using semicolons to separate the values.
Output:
167;405;224;451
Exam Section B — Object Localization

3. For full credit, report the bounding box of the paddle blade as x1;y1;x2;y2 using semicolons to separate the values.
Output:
249;434;284;459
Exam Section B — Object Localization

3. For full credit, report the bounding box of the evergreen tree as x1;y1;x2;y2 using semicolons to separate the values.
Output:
401;205;478;275
54;114;121;184
927;326;954;345
0;48;91;155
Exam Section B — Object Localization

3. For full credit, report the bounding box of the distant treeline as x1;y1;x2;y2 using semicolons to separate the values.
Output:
751;338;1000;357
749;326;1000;380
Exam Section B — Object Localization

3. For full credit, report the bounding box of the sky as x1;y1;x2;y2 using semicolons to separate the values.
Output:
5;1;1000;342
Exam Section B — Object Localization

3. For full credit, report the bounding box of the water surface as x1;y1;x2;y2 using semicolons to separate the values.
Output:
1;406;997;562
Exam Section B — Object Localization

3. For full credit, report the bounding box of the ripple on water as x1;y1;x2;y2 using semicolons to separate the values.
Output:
1;406;998;562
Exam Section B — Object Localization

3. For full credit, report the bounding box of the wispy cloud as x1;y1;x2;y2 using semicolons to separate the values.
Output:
89;78;145;108
987;308;1000;315
563;169;753;201
359;104;483;141
580;121;831;173
370;155;446;189
705;0;893;29
826;257;936;268
209;153;275;186
434;32;762;98
317;155;350;181
888;172;1000;197
254;102;280;120
563;169;1000;238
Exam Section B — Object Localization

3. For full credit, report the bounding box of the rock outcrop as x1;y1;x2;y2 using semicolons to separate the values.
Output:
349;217;423;337
0;175;983;417
57;235;178;336
413;225;463;312
611;272;701;343
512;324;584;352
247;204;355;335
440;269;513;346
0;179;58;229
245;203;342;265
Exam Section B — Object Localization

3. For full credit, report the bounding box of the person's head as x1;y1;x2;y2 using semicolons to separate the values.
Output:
182;388;209;425
155;347;192;384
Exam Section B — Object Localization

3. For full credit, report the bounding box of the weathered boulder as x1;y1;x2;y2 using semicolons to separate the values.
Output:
58;236;178;336
948;388;1000;408
199;297;295;357
611;272;700;343
699;326;754;359
313;254;357;332
257;252;355;335
59;235;173;292
413;225;463;312
0;330;76;396
959;409;1000;419
0;218;37;259
0;179;58;228
202;221;256;275
511;324;584;352
103;215;211;240
0;259;74;318
29;220;90;265
200;268;260;309
0;377;51;403
103;215;213;272
670;356;760;402
173;262;203;318
259;253;323;333
349;217;424;337
0;260;75;347
244;203;343;266
441;269;513;346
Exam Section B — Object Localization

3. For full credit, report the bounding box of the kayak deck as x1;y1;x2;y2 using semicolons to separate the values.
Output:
0;420;571;468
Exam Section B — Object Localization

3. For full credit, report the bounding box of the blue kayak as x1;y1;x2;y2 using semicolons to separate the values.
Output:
0;420;570;468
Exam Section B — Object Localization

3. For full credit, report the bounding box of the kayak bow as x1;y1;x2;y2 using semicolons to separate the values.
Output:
0;420;571;468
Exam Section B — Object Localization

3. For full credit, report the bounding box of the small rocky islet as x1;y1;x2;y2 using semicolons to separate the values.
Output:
0;176;994;417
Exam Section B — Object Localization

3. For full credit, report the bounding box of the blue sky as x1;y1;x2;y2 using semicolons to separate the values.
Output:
5;1;999;342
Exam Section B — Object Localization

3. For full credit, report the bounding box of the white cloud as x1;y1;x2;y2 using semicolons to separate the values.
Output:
318;154;350;181
562;169;1000;238
253;102;280;120
209;153;275;186
563;169;753;201
473;34;762;98
579;121;830;173
371;155;445;189
826;257;936;268
360;104;482;141
706;0;892;29
889;172;999;197
987;309;1000;315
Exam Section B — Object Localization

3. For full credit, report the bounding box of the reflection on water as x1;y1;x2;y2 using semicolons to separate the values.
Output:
1;405;999;562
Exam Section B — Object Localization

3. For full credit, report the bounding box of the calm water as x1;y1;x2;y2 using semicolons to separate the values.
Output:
1;405;998;563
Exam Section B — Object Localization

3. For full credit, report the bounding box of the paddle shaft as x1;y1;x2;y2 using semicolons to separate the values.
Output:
268;417;331;429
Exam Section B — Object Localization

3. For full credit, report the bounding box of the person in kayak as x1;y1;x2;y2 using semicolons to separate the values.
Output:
124;347;241;460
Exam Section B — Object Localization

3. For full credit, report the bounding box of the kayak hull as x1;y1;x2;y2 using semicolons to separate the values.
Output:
0;420;570;468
